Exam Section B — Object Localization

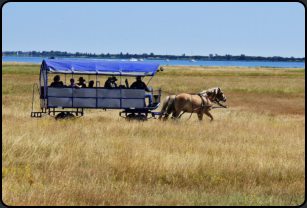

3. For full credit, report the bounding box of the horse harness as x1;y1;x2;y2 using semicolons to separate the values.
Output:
179;93;212;120
164;92;227;120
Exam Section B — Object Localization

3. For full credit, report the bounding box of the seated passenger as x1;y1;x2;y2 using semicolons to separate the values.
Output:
77;77;87;88
104;76;118;89
88;80;95;88
50;75;64;87
68;78;82;88
130;76;154;107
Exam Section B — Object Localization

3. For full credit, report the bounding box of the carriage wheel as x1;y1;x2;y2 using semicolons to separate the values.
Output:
135;114;148;121
126;113;148;122
55;112;76;120
125;113;136;121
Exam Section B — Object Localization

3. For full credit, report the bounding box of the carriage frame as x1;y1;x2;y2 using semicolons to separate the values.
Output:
31;60;164;120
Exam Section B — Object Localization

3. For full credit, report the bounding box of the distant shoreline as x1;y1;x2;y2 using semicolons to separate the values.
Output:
2;50;305;63
2;55;305;63
2;58;305;69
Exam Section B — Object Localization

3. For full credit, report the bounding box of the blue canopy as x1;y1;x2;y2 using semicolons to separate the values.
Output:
41;59;160;76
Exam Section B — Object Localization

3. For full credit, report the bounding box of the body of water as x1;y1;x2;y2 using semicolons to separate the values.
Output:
2;56;305;68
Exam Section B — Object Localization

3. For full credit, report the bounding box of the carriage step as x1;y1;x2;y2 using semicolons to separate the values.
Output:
152;111;163;115
31;112;43;117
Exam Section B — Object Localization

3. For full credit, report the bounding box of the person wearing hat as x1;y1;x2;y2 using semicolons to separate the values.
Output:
130;76;154;107
104;76;118;89
77;77;87;88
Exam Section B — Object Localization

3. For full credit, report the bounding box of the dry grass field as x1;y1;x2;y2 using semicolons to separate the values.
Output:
2;62;305;205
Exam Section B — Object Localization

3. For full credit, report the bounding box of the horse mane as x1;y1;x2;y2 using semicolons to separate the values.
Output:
199;87;220;95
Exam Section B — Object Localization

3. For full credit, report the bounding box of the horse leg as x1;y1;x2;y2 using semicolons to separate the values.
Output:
171;110;181;120
159;96;169;120
204;109;214;122
163;110;170;121
171;102;185;120
163;99;175;121
163;110;175;121
197;112;204;121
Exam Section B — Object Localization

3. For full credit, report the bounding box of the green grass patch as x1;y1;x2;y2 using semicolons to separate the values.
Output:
158;71;304;77
285;69;305;73
2;84;34;95
258;66;285;68
2;64;40;75
231;87;305;94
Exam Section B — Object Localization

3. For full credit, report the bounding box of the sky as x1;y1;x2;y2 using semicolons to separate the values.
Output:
2;2;305;58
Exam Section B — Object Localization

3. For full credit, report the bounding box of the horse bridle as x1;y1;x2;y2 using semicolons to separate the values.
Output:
211;91;228;108
209;90;224;103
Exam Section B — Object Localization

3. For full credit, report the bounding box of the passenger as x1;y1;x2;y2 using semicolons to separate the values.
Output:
50;75;64;87
130;76;154;107
88;80;95;88
68;78;82;88
104;77;111;88
104;76;118;89
111;77;118;88
77;77;87;88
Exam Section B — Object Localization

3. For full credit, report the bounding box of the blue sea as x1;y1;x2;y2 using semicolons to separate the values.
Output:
2;56;305;68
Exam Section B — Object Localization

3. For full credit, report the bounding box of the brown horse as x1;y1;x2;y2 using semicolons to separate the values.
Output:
159;87;227;121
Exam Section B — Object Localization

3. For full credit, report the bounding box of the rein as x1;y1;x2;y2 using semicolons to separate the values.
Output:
162;91;202;95
212;101;228;109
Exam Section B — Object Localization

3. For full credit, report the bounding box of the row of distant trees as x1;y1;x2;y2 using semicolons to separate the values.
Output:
2;51;305;62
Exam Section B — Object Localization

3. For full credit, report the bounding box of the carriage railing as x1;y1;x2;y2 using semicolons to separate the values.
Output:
31;83;47;118
152;88;162;104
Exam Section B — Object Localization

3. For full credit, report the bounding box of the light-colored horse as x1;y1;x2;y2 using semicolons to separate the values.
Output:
158;87;227;121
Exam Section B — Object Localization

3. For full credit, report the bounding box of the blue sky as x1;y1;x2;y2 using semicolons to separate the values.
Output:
2;2;305;58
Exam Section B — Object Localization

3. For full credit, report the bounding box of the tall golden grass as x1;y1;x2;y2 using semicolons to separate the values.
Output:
2;62;305;205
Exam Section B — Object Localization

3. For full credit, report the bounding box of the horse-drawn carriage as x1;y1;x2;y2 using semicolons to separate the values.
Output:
31;60;164;120
31;59;228;121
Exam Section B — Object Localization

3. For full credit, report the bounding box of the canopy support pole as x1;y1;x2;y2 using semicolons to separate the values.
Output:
146;76;154;86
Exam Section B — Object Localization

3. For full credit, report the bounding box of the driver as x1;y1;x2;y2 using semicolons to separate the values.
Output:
130;76;154;107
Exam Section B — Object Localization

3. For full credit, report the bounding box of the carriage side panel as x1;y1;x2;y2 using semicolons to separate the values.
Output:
73;88;96;97
97;98;120;108
47;87;147;109
121;99;144;108
48;87;73;97
73;98;96;107
48;97;72;108
121;89;144;98
97;89;120;98
121;89;145;108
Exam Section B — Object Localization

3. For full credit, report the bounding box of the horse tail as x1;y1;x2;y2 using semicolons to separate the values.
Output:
162;96;170;111
165;96;176;117
158;96;170;120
